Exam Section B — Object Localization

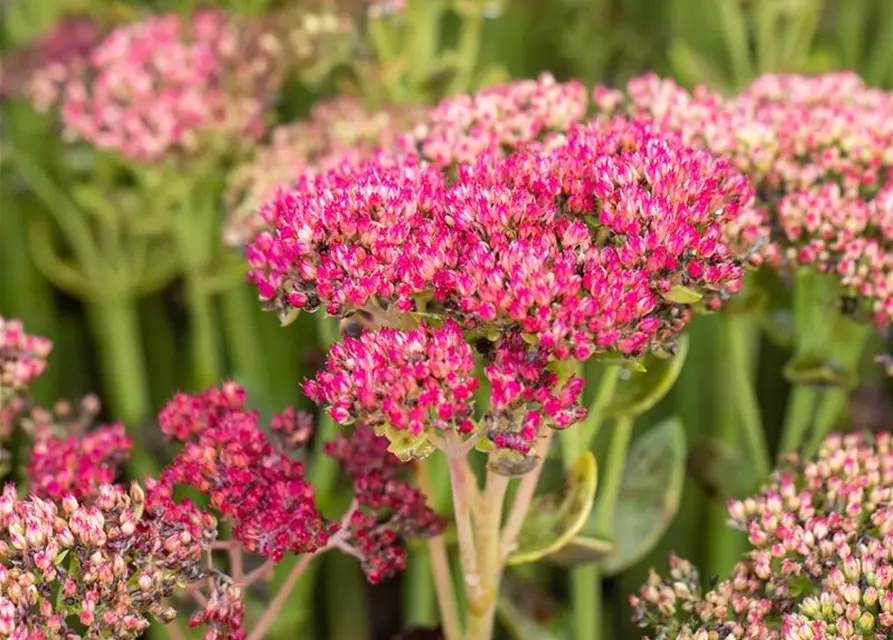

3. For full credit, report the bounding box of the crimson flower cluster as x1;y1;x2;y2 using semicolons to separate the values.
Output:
0;482;214;639
633;431;893;639
596;73;893;331
157;382;335;561
325;424;443;583
0;316;52;408
61;10;284;162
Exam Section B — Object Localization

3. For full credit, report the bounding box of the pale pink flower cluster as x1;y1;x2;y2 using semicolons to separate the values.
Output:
633;431;893;639
62;10;283;162
596;72;893;328
0;316;52;408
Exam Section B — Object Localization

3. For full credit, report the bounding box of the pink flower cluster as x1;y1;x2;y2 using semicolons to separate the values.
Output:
27;422;131;501
632;431;893;639
0;482;213;639
305;321;478;437
249;116;750;352
597;72;893;328
0;316;52;406
0;17;103;112
325;424;444;583
61;10;283;162
157;382;335;561
409;73;589;166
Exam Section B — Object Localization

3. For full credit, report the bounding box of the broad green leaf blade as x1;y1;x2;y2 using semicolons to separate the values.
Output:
601;416;686;576
507;451;598;566
604;335;690;419
686;438;759;503
498;574;571;640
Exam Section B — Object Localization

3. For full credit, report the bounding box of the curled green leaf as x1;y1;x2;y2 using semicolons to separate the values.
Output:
604;335;690;419
507;451;597;566
600;416;686;576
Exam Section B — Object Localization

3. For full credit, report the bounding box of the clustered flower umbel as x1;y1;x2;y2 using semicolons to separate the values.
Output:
0;482;215;639
326;424;444;582
157;383;441;583
595;73;893;332
632;431;893;640
0;17;104;113
0;316;52;411
249;109;752;454
61;9;285;162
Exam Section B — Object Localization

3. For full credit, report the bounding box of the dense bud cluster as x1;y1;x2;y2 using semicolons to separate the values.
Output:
0;316;52;408
28;422;131;501
325;424;443;582
158;383;335;561
596;73;893;329
0;482;213;639
633;431;893;639
61;10;284;162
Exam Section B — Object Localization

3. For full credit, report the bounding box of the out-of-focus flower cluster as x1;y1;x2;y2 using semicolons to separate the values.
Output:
326;424;443;582
632;431;893;639
0;316;52;409
595;73;893;331
60;10;286;162
0;17;104;112
0;482;214;639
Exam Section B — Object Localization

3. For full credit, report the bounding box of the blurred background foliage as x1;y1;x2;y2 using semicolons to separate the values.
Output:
1;0;892;638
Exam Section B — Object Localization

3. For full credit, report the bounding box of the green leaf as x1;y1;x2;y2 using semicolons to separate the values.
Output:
661;284;703;304
497;574;571;640
600;417;686;576
603;335;690;419
543;533;616;568
373;424;436;462
686;438;760;503
507;451;597;566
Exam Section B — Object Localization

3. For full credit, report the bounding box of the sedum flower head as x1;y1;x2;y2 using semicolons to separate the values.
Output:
596;73;893;332
326;424;444;582
633;431;893;639
0;316;52;410
61;10;284;162
0;17;103;113
158;382;336;562
0;482;213;639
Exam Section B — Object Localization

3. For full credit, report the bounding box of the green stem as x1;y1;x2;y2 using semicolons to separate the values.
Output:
587;415;635;640
723;315;771;478
804;388;848;456
87;297;156;480
183;273;222;389
404;549;437;626
571;565;598;640
449;3;486;94
325;553;371;640
221;284;267;388
577;364;622;453
779;385;818;454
